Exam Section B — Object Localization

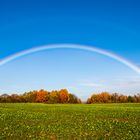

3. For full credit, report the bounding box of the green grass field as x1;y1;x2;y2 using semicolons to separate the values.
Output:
0;103;140;140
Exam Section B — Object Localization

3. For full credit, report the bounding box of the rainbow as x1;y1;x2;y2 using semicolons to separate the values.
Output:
0;44;140;74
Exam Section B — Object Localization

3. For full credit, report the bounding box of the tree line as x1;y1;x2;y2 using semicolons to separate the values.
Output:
0;89;81;104
87;92;140;103
0;89;140;103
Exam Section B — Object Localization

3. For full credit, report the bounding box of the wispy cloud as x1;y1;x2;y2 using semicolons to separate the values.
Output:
78;81;103;87
109;76;140;88
79;83;102;87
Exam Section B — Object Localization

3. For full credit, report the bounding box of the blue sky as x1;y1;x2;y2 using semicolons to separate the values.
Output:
0;48;140;100
0;0;140;99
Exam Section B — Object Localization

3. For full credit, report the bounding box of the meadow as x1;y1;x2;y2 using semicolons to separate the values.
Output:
0;103;140;140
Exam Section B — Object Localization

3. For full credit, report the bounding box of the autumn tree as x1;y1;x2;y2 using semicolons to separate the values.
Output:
59;89;69;103
118;95;128;103
111;93;119;103
23;91;37;102
87;92;112;103
48;90;59;103
98;92;112;103
36;89;49;103
68;93;81;104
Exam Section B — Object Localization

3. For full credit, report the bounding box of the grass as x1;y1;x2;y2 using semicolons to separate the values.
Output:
0;103;140;140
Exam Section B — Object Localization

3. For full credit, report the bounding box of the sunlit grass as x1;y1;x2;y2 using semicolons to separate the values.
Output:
0;103;140;139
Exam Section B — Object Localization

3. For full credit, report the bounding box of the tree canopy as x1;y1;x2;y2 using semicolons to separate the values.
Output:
0;90;140;103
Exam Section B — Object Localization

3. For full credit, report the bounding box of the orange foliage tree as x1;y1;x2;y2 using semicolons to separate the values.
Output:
36;89;48;103
59;89;69;103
